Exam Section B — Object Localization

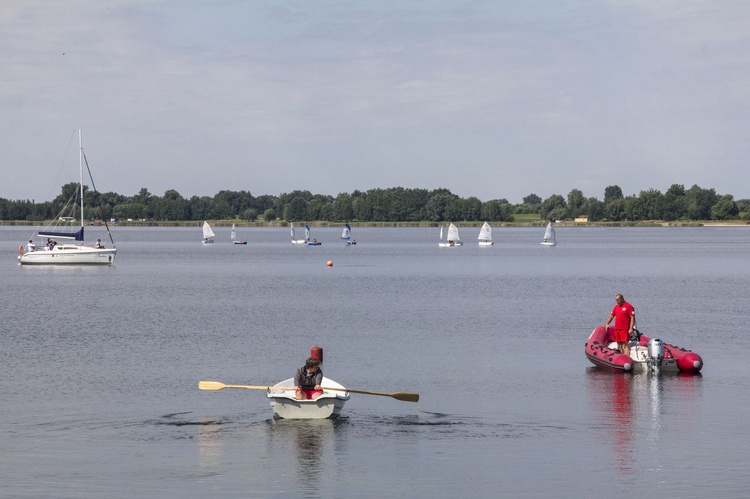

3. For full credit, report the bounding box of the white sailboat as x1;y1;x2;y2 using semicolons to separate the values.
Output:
231;223;247;245
439;223;462;247
305;223;321;245
18;130;117;265
341;223;356;245
478;222;493;246
290;222;307;244
202;221;215;243
541;222;557;246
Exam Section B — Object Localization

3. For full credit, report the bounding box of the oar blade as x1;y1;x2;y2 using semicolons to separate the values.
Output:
199;381;227;391
392;392;419;403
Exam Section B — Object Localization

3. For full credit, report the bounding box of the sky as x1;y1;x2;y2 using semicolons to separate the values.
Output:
2;0;749;204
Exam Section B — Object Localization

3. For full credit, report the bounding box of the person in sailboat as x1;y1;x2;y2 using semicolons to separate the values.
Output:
26;240;36;252
46;238;57;250
294;357;323;400
94;238;104;248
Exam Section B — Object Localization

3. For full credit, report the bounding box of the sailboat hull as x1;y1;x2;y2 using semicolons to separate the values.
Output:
19;246;116;265
478;240;493;246
541;241;557;246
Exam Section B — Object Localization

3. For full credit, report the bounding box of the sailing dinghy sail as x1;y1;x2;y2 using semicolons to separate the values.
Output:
291;222;307;244
541;222;557;246
305;224;321;245
478;222;493;246
341;223;356;245
202;221;216;243
439;223;462;247
231;223;247;244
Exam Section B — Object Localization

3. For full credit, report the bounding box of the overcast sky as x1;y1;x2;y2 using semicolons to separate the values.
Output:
2;1;749;204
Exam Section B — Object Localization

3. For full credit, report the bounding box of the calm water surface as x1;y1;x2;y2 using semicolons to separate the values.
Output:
1;225;749;497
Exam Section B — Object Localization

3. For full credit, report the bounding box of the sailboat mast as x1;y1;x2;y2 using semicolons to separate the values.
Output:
78;129;84;229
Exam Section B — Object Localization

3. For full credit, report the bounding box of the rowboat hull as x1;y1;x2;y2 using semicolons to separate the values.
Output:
19;245;116;265
585;326;703;374
267;377;349;419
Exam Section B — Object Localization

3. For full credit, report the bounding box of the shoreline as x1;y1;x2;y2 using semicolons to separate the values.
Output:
2;220;748;228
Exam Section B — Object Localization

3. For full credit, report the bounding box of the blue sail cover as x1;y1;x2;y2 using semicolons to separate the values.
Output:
39;226;84;241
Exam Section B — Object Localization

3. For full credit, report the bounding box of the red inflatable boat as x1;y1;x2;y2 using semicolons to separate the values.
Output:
585;326;703;374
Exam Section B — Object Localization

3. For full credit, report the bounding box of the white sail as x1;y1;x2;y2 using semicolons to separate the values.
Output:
305;224;311;241
478;222;492;242
440;224;444;241
231;223;237;241
290;222;307;244
446;223;461;243
341;224;351;240
541;222;556;246
202;221;215;242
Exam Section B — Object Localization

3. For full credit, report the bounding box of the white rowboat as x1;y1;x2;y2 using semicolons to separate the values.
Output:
267;377;350;419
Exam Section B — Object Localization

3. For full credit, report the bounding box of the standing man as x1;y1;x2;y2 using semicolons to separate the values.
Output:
605;294;635;357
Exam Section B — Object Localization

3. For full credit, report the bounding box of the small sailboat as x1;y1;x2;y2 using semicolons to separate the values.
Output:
290;222;307;244
478;222;493;246
18;129;117;265
439;223;462;247
541;222;557;246
341;223;356;245
305;223;321;246
231;223;247;245
202;221;215;244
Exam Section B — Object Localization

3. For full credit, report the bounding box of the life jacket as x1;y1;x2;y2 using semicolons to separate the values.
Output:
299;367;322;389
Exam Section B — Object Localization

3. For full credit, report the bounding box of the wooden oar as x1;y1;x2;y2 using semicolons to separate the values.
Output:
198;380;419;403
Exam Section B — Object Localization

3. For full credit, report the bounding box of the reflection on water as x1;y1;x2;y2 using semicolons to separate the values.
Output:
586;369;635;474
268;418;345;490
197;417;229;477
586;368;704;478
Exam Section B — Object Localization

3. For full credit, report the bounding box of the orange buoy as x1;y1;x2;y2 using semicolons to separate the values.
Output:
326;260;333;267
310;346;323;363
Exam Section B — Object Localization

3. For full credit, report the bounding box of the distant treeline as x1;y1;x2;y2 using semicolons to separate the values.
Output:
1;183;748;223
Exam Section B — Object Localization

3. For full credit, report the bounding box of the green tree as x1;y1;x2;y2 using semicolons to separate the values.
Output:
604;185;623;205
662;184;686;221
685;185;717;220
584;197;606;221
711;195;739;220
333;193;354;221
539;194;566;221
523;193;542;205
567;189;585;218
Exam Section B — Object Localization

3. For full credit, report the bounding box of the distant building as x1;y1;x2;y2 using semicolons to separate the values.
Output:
575;216;588;223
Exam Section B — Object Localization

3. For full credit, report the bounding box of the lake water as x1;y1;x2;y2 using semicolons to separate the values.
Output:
2;225;749;498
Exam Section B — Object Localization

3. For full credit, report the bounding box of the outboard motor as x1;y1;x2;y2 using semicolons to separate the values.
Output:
647;338;664;372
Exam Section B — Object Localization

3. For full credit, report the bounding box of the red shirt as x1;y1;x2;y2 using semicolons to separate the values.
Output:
610;302;635;330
